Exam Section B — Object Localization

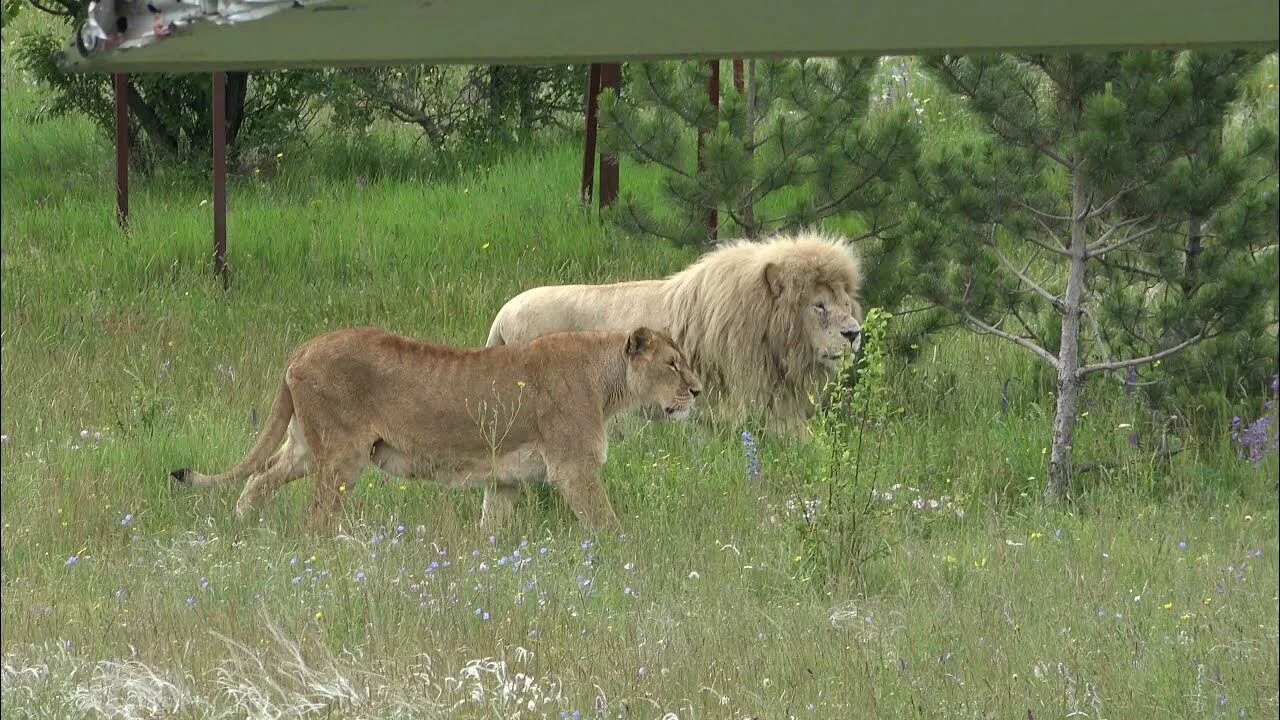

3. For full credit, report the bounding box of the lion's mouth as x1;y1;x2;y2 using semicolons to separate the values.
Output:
819;352;845;366
665;405;693;420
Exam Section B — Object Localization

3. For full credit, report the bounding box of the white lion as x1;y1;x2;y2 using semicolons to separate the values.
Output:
487;232;863;432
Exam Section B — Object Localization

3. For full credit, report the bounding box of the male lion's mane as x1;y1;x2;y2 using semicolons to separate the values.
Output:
661;231;863;428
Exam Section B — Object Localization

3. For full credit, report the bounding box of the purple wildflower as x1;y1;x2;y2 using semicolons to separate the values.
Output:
741;430;761;479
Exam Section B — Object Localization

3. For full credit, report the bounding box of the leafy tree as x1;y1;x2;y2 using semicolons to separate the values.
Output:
902;52;1278;498
14;0;319;167
323;64;583;149
2;0;21;32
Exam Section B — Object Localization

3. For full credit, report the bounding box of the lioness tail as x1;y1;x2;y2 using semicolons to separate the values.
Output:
171;379;294;487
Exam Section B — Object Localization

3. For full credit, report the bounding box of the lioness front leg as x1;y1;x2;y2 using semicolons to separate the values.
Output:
546;461;620;532
308;454;365;529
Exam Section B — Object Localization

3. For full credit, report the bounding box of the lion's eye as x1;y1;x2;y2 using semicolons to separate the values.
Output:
667;360;678;371
814;303;827;313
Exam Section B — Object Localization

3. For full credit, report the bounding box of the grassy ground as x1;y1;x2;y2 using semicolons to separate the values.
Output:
2;50;1278;718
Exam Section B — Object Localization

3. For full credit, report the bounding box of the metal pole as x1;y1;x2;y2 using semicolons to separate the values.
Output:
212;71;228;285
580;63;602;204
697;60;720;241
732;59;744;92
114;73;129;228
598;63;621;208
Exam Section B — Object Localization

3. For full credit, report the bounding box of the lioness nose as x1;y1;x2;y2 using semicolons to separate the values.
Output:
842;328;861;343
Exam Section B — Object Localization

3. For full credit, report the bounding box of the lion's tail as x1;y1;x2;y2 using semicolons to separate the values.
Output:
171;379;294;487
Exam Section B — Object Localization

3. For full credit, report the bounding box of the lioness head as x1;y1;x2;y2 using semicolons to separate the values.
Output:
764;262;863;370
625;327;701;419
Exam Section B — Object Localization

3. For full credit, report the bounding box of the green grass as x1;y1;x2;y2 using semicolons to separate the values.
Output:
2;53;1278;718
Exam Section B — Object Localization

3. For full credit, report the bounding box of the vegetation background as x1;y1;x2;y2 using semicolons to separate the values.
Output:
2;7;1277;718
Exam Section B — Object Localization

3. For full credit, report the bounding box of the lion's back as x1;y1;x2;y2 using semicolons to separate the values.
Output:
488;281;667;346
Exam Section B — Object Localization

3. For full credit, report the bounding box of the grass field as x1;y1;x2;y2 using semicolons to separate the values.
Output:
2;46;1278;719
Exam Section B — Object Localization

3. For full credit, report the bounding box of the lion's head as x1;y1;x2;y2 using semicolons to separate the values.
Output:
663;231;863;428
764;260;862;370
623;327;702;420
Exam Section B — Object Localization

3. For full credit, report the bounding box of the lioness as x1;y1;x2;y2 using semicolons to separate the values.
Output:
171;326;700;530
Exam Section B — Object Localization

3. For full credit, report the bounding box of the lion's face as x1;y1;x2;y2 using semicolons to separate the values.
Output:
799;283;862;370
624;327;702;420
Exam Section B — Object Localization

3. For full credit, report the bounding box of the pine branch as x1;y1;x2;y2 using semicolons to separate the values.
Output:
1082;304;1120;376
1092;254;1163;281
1018;227;1073;258
987;238;1062;309
817;120;913;216
1010;306;1054;355
1076;326;1213;377
1087;221;1159;257
961;311;1060;367
932;61;1072;170
1085;183;1143;220
617;200;687;245
610;112;694;180
1014;198;1072;222
639;64;703;129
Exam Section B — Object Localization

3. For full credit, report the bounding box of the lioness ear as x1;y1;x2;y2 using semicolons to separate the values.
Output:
626;327;653;356
763;262;784;299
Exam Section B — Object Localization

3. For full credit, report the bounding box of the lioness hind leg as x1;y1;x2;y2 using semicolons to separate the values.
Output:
235;437;313;520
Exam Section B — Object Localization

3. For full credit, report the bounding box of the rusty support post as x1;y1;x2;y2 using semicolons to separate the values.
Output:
732;59;744;92
114;73;129;228
212;71;228;286
597;62;621;208
580;64;602;204
697;60;720;241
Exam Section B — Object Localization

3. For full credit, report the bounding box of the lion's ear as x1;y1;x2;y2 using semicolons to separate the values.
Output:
625;327;654;356
763;263;784;299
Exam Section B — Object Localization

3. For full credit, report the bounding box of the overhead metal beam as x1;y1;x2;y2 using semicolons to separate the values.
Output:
64;0;1277;74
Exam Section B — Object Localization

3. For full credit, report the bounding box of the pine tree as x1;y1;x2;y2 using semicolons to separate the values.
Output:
597;59;920;246
902;52;1278;499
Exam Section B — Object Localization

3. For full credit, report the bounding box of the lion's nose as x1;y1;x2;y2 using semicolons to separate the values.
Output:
841;328;861;343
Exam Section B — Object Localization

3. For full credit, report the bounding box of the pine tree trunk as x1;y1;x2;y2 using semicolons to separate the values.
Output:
740;59;757;236
1181;214;1204;296
1046;167;1089;500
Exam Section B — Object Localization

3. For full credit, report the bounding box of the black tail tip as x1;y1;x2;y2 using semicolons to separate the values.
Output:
170;468;191;484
